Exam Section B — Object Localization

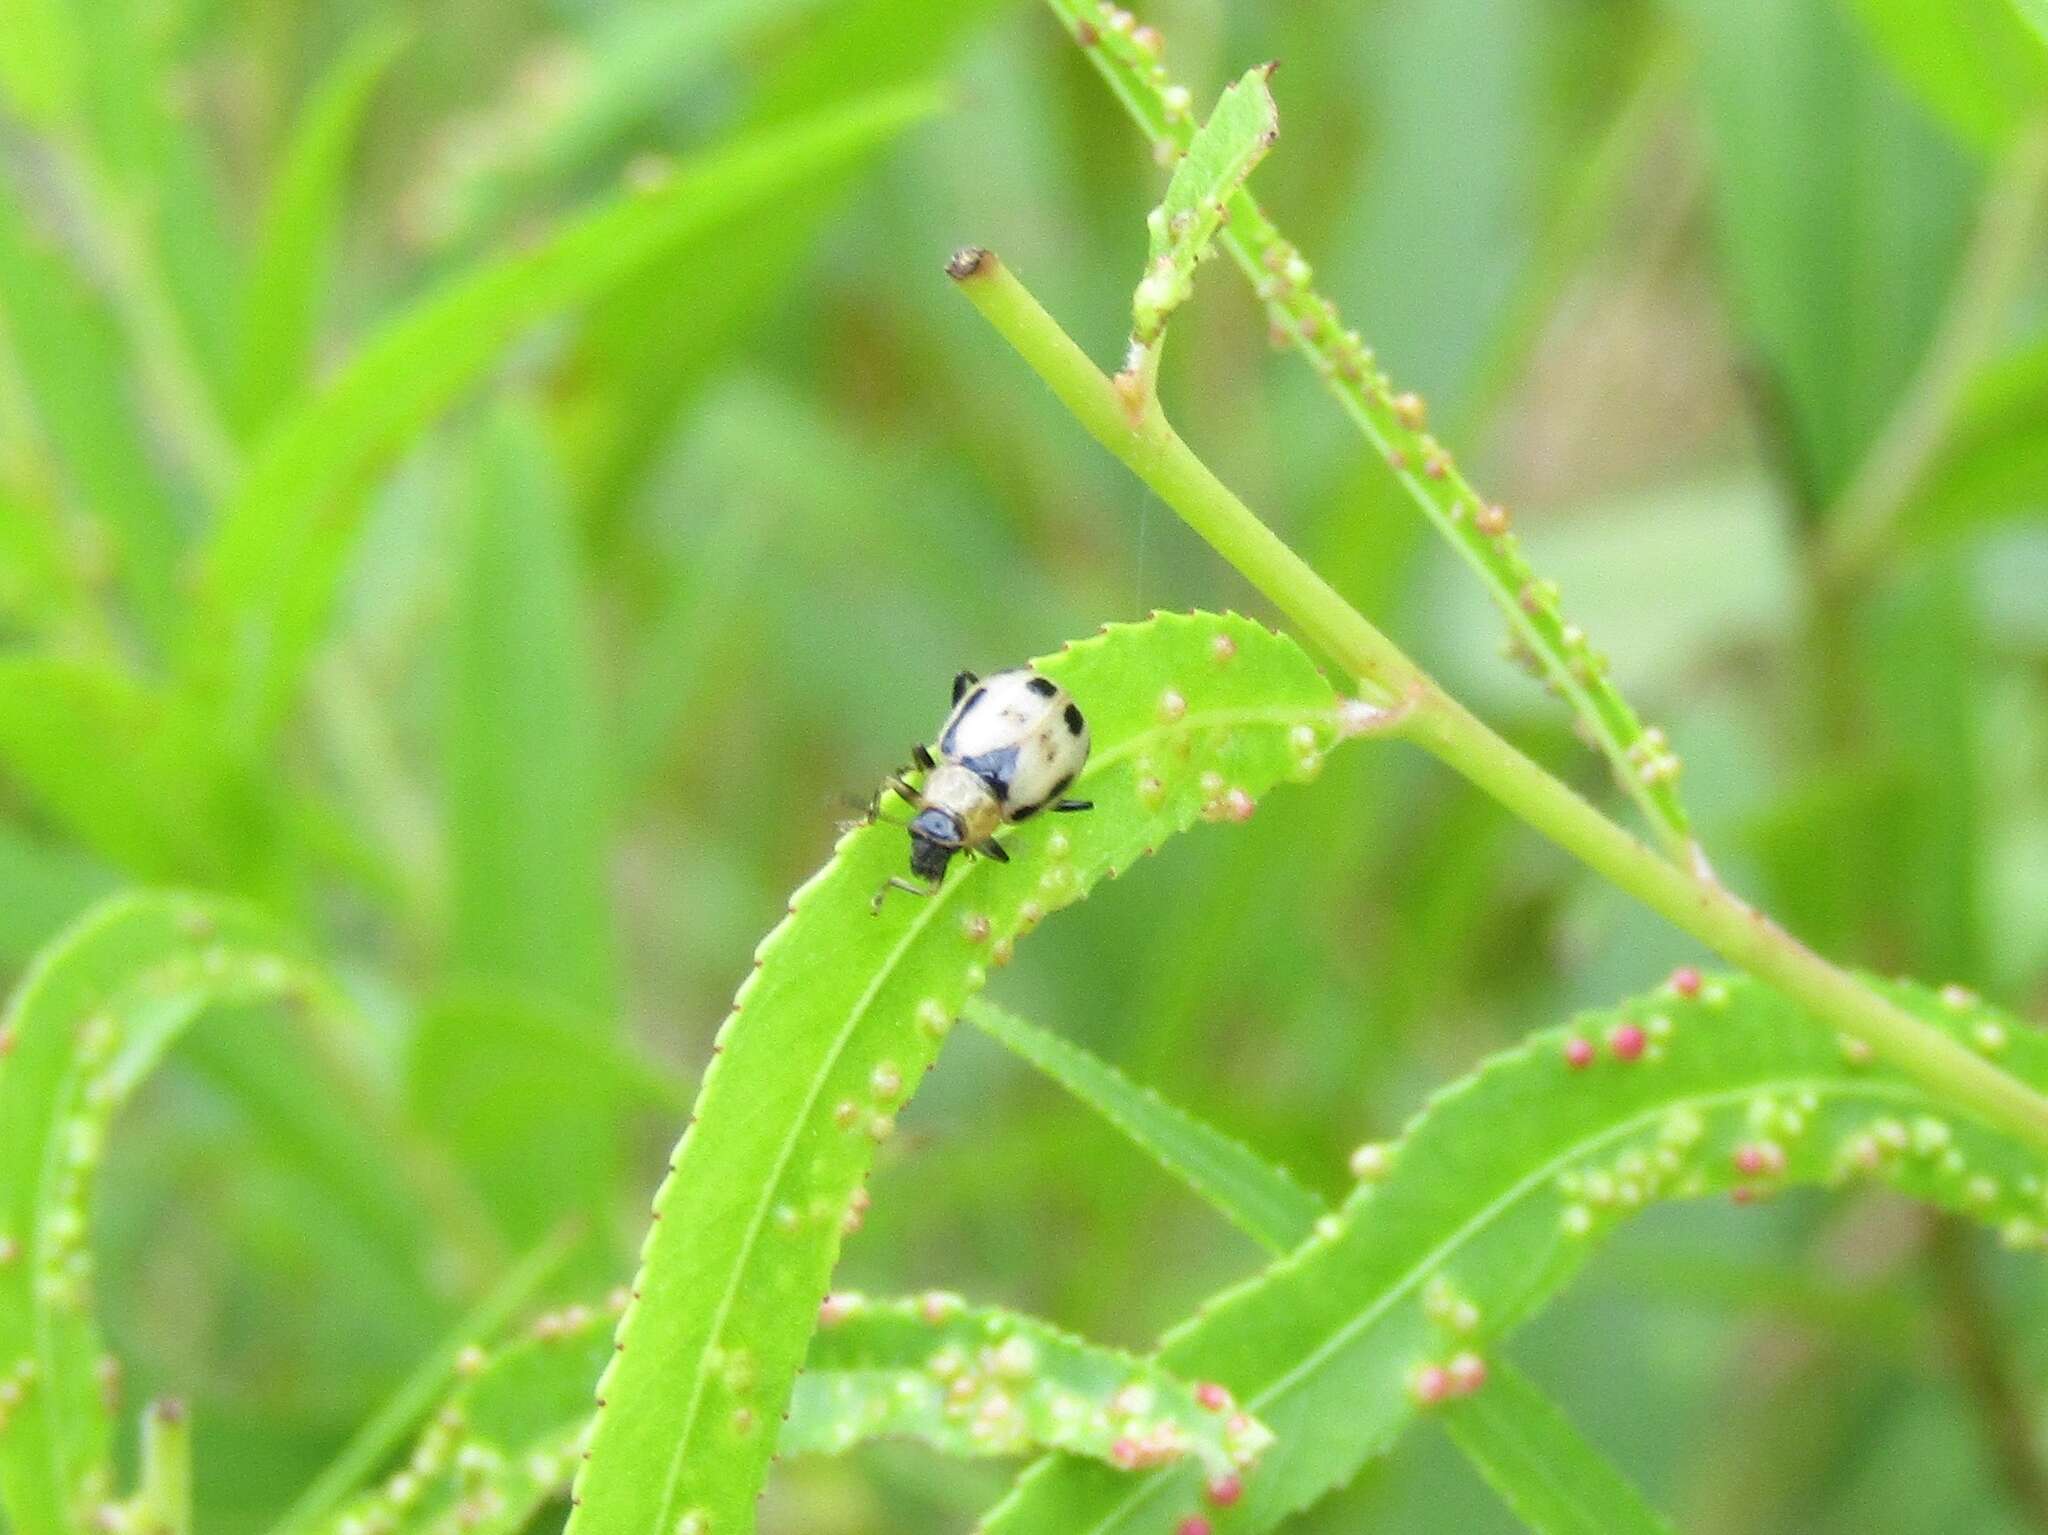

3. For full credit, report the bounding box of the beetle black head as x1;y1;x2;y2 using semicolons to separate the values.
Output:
908;807;964;882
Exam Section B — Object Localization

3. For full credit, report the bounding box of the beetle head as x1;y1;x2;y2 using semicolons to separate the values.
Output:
908;807;964;882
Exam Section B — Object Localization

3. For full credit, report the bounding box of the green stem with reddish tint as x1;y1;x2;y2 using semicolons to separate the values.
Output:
950;248;2048;1160
1047;0;1695;861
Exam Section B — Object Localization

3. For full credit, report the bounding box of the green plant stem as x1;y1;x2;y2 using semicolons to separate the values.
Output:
946;250;1421;702
1044;0;1696;863
951;248;2048;1159
134;1400;193;1535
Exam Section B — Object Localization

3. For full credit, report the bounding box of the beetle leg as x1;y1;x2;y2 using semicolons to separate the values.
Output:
951;671;978;705
843;774;923;832
1051;798;1094;813
979;839;1011;864
911;743;936;771
871;876;935;914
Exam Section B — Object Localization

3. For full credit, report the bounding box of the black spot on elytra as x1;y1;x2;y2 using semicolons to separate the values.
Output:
1063;702;1085;735
1047;772;1073;803
961;745;1019;801
1025;675;1057;697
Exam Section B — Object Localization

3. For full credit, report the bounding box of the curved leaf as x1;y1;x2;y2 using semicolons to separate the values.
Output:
321;1293;1271;1535
231;20;406;439
983;973;2048;1532
188;85;940;747
965;998;1324;1253
565;612;1349;1535
0;893;341;1533
791;1293;1271;1474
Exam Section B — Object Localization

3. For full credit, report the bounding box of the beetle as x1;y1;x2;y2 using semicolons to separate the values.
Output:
866;668;1093;911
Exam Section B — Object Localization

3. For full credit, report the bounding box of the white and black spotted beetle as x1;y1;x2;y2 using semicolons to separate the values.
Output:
864;668;1092;911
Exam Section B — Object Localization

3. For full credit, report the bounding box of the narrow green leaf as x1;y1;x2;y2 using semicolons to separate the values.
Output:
0;826;116;971
0;656;228;882
0;490;101;652
422;402;619;1247
268;1227;580;1535
983;973;2048;1532
0;894;340;1534
789;1294;1272;1474
406;994;625;1249
966;997;1325;1254
1676;0;1977;511
1842;0;2048;150
1904;338;2048;543
565;613;1349;1535
0;186;189;647
445;403;616;1011
188;85;942;747
68;0;244;417
1440;1358;1675;1535
1134;66;1279;343
2017;0;2048;49
565;0;1002;519
231;20;406;440
315;1299;620;1535
420;0;823;256
318;1293;1271;1535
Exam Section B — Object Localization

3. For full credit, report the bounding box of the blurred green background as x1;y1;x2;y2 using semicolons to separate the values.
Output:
1;0;2046;1528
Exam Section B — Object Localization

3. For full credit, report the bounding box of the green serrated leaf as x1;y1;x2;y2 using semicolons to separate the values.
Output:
791;1294;1272;1474
966;998;1324;1253
318;1292;1271;1535
1133;66;1278;343
983;973;2048;1533
0;893;341;1534
187;85;940;749
1441;1357;1675;1535
565;612;1347;1535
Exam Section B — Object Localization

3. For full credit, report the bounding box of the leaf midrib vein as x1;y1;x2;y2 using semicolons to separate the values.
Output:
647;700;1335;1528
